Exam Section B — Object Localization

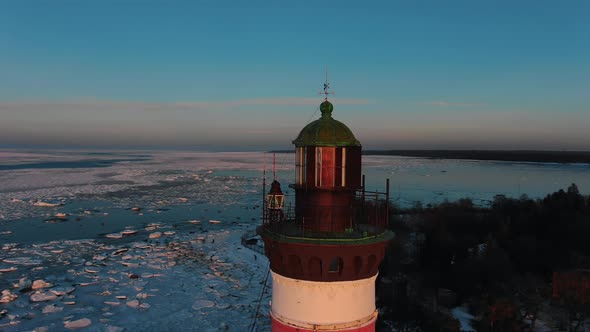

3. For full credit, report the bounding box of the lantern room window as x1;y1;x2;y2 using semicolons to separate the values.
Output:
295;147;306;186
315;147;335;187
341;147;346;187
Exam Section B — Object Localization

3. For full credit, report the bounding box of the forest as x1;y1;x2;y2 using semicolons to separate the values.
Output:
379;184;590;331
363;150;590;164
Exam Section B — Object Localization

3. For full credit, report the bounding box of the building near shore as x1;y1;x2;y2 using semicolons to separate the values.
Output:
553;269;590;305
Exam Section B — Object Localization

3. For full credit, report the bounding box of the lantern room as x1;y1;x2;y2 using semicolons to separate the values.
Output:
292;100;362;190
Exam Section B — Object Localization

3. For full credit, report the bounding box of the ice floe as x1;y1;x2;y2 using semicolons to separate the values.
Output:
30;291;58;302
0;290;18;303
64;318;92;329
0;266;18;273
31;279;53;289
42;304;64;314
148;232;162;239
33;201;62;207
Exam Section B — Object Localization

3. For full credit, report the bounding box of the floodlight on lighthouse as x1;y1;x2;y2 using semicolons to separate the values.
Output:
266;180;285;210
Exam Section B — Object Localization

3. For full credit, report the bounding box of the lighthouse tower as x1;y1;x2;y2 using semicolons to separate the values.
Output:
258;80;394;332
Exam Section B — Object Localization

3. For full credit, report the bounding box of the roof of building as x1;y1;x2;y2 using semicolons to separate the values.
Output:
292;100;361;147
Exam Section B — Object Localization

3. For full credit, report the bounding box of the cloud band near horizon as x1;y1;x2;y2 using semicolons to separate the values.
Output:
0;97;373;112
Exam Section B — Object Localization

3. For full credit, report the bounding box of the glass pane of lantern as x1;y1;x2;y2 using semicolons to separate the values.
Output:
321;147;335;187
277;196;284;208
315;148;321;186
341;147;346;187
267;194;284;209
301;147;306;185
297;147;307;186
295;147;301;185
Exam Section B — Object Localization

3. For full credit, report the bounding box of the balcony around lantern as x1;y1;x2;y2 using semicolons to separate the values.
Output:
258;189;394;246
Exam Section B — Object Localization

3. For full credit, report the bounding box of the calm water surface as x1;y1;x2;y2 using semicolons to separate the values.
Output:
362;156;590;206
219;154;590;207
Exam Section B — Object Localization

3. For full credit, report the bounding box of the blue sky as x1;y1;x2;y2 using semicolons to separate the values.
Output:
0;1;588;150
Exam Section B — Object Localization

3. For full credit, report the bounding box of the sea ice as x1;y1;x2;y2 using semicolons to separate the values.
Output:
64;318;92;329
0;290;18;303
0;151;279;331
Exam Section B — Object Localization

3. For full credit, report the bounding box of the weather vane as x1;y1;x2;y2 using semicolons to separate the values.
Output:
319;66;334;101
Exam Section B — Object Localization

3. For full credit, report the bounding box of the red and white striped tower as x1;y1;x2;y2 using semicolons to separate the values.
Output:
258;80;393;332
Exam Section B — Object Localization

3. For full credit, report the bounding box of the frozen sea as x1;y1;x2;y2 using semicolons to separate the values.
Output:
0;149;589;331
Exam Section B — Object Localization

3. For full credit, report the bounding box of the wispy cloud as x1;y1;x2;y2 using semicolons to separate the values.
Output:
0;97;372;112
175;97;371;108
419;101;488;107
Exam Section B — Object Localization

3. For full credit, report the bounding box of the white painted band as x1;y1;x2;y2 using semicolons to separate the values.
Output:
271;271;377;326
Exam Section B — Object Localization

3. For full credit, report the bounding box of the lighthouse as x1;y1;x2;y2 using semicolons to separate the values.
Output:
258;80;394;332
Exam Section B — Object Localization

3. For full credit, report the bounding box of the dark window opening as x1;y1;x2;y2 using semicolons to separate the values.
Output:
354;256;363;275
288;255;303;276
309;257;323;278
328;257;343;273
366;254;377;274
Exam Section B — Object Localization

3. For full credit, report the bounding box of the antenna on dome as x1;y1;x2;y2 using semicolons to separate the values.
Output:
319;65;334;101
273;152;276;181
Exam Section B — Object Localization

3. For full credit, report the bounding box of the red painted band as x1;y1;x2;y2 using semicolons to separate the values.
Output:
271;315;376;332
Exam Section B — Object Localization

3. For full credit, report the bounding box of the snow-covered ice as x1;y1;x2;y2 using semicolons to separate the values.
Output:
0;225;271;331
0;150;275;331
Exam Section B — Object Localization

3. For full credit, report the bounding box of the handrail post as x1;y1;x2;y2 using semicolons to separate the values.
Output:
361;174;366;223
362;174;366;203
262;168;266;225
386;178;390;228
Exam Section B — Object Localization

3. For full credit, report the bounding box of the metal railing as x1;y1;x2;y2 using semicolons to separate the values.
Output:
261;189;390;240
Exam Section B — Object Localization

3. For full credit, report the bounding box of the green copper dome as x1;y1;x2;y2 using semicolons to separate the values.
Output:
293;101;361;147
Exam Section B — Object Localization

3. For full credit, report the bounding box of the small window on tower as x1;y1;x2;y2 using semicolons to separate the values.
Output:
288;255;303;276
353;256;363;276
328;257;343;273
309;256;322;278
366;254;377;274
